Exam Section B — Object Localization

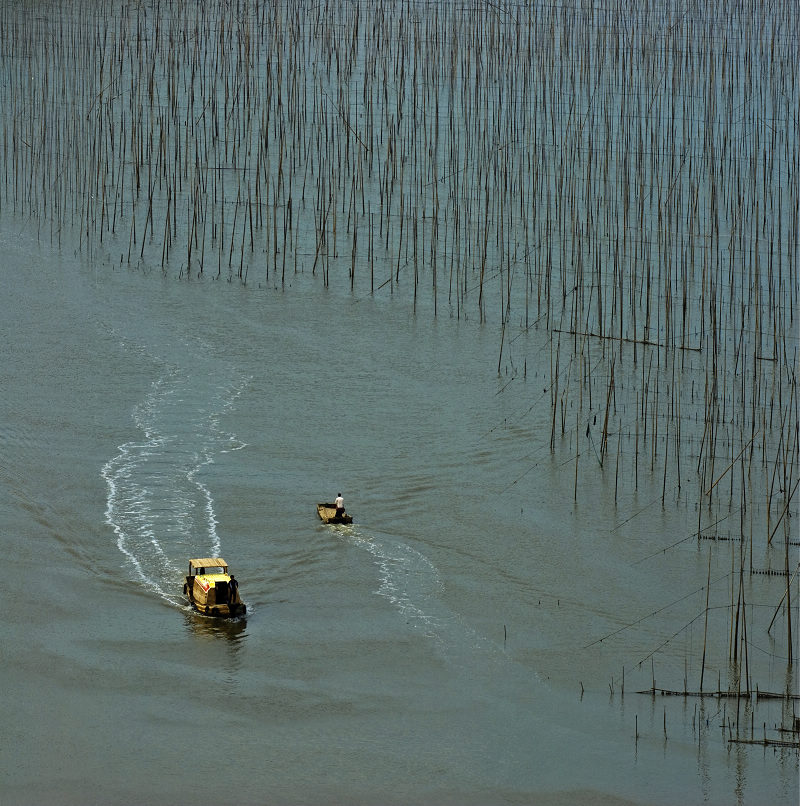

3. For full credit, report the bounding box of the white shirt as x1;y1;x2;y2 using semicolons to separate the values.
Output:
335;496;344;509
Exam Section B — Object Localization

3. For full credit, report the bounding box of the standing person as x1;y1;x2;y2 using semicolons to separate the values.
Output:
228;575;239;604
334;493;345;518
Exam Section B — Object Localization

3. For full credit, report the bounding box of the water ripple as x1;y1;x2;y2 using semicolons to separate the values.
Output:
101;350;250;606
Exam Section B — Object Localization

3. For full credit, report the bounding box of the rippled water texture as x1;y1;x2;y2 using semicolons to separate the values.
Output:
1;1;797;805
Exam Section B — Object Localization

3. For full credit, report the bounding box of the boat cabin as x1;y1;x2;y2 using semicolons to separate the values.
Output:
184;557;246;617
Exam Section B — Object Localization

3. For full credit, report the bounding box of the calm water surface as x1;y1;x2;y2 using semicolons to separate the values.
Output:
1;218;796;806
0;4;797;799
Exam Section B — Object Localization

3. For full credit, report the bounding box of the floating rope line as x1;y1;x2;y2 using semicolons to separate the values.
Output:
583;573;732;649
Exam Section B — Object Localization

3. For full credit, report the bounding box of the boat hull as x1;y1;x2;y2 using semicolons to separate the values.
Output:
184;580;247;617
187;598;246;618
317;503;353;524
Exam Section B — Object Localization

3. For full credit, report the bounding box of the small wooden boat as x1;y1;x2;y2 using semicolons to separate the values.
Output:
317;502;353;524
183;558;246;617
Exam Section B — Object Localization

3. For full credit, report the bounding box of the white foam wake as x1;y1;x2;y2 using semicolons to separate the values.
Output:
342;528;519;678
102;358;249;605
353;530;446;638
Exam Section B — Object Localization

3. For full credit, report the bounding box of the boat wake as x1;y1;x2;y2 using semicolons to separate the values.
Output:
345;528;506;672
352;530;445;637
102;354;249;607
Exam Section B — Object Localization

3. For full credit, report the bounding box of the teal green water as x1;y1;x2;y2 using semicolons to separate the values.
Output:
1;220;796;806
1;0;797;803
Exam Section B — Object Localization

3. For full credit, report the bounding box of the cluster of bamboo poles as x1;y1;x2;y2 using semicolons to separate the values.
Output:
633;693;800;749
0;0;797;688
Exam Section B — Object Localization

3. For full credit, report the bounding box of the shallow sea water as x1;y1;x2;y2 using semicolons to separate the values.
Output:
1;219;797;806
1;0;798;803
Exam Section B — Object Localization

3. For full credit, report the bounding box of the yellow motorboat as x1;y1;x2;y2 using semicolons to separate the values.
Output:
183;558;246;617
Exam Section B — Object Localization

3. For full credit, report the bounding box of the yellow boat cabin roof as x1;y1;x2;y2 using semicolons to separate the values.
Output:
189;558;228;573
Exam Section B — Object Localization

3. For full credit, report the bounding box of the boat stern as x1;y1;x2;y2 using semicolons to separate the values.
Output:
184;558;246;617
